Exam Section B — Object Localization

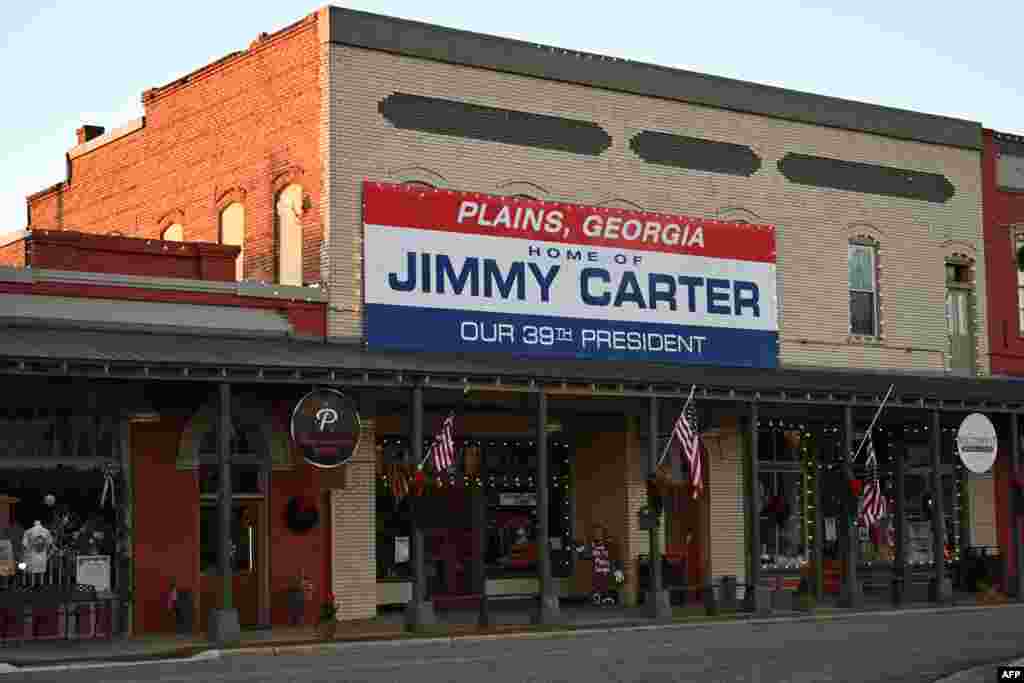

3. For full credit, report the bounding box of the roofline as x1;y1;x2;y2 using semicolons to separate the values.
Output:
327;6;982;151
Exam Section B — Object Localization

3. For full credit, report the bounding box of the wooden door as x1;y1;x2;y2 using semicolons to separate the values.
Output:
199;500;262;632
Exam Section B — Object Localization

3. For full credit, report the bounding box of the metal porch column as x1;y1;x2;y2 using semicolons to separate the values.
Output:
533;390;560;624
893;431;906;605
929;410;950;603
209;382;240;644
1012;413;1024;600
840;405;862;608
405;382;435;630
647;394;671;619
743;402;765;612
813;433;824;601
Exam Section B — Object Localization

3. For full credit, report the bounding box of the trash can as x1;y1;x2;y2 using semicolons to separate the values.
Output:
175;590;193;634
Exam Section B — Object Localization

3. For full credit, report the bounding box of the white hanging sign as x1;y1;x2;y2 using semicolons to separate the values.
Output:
956;413;998;474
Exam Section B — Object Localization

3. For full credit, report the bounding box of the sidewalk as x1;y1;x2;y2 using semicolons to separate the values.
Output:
2;596;1020;670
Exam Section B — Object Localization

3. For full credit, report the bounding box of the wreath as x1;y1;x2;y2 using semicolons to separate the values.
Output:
286;496;320;533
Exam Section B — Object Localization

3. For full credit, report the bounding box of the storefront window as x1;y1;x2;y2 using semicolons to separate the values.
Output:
375;436;572;582
1;412;124;598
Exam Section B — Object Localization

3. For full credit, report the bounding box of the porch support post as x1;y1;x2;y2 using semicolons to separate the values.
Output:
1013;413;1024;600
743;402;764;612
930;409;950;603
405;381;435;630
893;429;906;605
839;404;862;608
646;394;671;619
813;432;824;601
209;382;240;644
477;429;491;627
532;389;561;624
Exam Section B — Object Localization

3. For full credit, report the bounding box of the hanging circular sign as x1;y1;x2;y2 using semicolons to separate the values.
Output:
290;389;361;468
956;413;998;474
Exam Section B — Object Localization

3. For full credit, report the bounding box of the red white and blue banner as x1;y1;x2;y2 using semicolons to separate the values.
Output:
362;181;778;367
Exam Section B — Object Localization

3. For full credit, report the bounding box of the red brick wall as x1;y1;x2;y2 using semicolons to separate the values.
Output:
983;130;1024;375
27;15;323;286
24;230;239;281
132;404;333;634
0;239;24;267
132;418;198;634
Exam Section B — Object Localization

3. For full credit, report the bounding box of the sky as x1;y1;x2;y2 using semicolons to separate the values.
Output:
1;0;1021;237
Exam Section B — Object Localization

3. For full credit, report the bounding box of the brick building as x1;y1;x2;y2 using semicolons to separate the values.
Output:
4;6;1021;638
981;130;1024;592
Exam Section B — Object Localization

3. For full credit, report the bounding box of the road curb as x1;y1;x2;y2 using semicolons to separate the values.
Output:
4;603;1023;670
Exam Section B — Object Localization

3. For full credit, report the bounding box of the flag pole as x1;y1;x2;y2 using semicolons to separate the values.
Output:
850;384;895;464
657;384;696;467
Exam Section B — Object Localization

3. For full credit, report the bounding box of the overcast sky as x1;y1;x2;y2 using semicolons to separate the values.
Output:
2;0;1021;237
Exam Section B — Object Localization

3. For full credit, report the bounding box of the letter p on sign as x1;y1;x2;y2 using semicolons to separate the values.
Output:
999;666;1024;679
316;407;340;431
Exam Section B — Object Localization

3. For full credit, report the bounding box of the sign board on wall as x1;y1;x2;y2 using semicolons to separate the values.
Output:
362;182;778;367
956;413;998;474
290;389;362;469
76;555;111;593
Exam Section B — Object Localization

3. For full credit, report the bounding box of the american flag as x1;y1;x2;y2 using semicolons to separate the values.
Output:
672;403;704;499
428;411;457;472
859;439;886;527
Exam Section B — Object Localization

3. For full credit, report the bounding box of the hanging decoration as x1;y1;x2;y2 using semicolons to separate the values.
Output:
100;463;117;509
286;496;320;533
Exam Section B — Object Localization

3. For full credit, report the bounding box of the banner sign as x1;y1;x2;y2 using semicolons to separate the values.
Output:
363;182;778;367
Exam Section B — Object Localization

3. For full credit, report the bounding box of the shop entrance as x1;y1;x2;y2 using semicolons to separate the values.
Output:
199;498;263;631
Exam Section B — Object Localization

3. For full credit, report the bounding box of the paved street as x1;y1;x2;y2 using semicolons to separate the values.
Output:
10;607;1024;683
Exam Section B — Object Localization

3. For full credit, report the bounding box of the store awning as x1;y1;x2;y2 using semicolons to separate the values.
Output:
1;294;294;339
1;322;1022;413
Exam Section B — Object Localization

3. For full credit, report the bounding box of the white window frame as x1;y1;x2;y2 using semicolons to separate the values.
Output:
849;242;878;337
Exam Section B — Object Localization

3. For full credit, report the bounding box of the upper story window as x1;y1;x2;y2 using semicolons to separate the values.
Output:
1015;231;1024;333
849;242;878;336
219;202;245;281
275;185;303;286
162;224;183;242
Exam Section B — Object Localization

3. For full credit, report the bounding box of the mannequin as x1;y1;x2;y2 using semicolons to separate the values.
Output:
23;520;53;587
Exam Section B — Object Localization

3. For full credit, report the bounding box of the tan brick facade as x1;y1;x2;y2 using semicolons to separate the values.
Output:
330;413;377;621
324;44;987;375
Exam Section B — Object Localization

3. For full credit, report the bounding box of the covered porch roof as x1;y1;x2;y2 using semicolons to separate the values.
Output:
1;321;1022;414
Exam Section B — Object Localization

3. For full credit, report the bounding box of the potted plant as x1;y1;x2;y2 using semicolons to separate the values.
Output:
317;592;338;640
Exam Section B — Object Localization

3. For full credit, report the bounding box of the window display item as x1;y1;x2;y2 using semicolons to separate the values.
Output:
23;520;53;575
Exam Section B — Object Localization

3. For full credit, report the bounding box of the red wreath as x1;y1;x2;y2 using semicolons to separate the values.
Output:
286;496;320;533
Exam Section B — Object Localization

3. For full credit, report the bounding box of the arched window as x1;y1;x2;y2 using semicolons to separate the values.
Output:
162;224;183;242
275;185;303;286
219;202;245;281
